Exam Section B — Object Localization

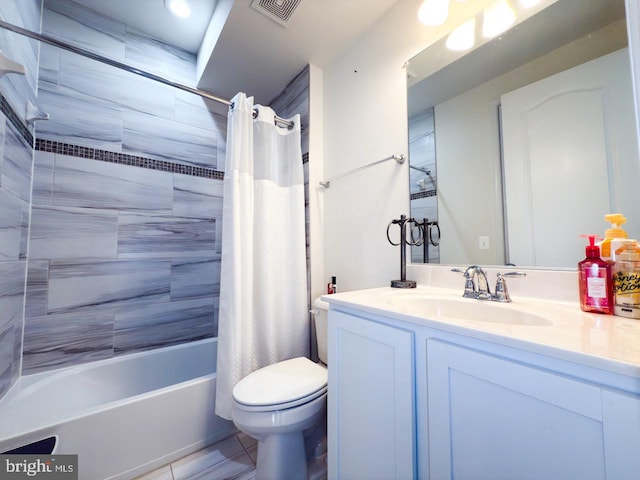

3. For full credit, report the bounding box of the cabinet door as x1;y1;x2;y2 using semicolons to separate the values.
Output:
328;310;415;480
426;339;640;480
602;388;640;478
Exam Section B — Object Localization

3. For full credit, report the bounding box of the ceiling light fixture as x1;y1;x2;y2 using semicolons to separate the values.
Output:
446;18;476;51
482;0;516;38
165;0;191;18
418;0;450;27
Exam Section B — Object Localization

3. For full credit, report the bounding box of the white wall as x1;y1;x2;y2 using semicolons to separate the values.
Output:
320;0;640;291
320;0;499;292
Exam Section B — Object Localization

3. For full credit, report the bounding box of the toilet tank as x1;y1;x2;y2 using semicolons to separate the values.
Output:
313;298;330;364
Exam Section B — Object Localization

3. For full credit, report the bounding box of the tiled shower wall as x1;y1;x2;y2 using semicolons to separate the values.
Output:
21;0;226;374
409;108;439;263
0;0;40;399
16;0;311;374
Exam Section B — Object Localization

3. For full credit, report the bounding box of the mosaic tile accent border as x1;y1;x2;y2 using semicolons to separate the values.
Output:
3;93;307;181
35;139;225;179
411;189;437;200
0;94;33;146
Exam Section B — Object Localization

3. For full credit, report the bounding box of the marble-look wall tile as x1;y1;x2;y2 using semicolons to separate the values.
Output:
0;0;40;397
31;150;54;206
52;154;173;211
24;0;233;374
0;189;25;260
0;261;26;332
0;325;16;399
11;320;21;385
25;260;48;319
38;43;60;88
122;110;217;168
125;27;196;86
58;50;176;119
113;298;216;354
47;259;171;314
36;84;123;150
175;92;228;171
174;90;227;132
2;123;33;204
0;113;5;165
118;212;215;258
0;0;41;121
170;257;220;301
39;0;225;168
22;312;114;374
173;174;223;218
271;66;310;155
42;0;126;60
29;206;118;260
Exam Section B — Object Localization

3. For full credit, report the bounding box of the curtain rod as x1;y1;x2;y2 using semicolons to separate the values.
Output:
0;19;294;128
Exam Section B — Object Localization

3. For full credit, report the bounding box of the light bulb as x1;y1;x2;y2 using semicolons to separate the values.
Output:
165;0;191;18
418;0;450;27
482;0;516;38
519;0;543;7
446;18;476;51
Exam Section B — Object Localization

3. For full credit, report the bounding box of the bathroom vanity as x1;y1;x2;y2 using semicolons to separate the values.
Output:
325;286;640;479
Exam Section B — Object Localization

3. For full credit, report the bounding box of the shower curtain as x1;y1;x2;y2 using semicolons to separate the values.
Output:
215;93;309;420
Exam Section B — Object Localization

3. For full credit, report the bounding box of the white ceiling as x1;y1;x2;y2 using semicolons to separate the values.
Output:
69;0;401;104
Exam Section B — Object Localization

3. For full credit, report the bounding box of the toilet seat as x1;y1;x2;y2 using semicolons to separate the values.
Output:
233;357;327;412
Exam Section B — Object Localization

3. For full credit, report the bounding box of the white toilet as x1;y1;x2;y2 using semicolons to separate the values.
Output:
231;298;329;480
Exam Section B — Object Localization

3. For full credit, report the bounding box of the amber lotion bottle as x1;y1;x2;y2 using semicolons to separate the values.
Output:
579;235;613;314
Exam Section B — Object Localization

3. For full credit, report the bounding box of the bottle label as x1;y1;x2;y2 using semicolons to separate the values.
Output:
613;271;640;305
587;276;607;299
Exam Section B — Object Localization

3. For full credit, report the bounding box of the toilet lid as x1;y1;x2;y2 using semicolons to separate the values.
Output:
233;357;328;407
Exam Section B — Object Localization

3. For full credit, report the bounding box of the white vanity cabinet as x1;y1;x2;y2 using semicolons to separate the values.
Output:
327;309;416;480
427;339;640;480
327;305;640;480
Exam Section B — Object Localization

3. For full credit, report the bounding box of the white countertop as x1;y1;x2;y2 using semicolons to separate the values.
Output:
323;286;640;379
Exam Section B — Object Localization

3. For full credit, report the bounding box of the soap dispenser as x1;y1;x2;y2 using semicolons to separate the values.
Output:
613;241;640;319
578;235;613;314
599;213;630;262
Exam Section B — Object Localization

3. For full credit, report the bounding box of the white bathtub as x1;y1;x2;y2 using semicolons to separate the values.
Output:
0;338;236;479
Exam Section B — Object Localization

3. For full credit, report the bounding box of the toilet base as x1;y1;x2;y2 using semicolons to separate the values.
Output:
256;431;307;480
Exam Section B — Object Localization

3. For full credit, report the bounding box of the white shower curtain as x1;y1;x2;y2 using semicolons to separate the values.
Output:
215;93;309;420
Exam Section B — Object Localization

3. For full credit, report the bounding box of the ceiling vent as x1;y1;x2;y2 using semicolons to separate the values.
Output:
250;0;305;27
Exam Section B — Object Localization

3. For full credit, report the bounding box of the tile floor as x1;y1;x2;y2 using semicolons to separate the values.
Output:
134;432;328;480
135;433;258;480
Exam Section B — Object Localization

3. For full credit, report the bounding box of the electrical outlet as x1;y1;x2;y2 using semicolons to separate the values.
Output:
479;236;490;250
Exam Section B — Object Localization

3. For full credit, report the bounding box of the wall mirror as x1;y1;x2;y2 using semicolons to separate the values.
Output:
407;0;639;269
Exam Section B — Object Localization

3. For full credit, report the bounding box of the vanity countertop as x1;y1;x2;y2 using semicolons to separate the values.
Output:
323;286;640;379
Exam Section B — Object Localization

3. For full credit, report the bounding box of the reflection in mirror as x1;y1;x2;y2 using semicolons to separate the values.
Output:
407;0;639;269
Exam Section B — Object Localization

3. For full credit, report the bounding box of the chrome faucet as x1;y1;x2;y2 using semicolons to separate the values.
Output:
452;266;525;302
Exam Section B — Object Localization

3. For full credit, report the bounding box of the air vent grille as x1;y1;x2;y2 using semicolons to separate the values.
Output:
251;0;305;27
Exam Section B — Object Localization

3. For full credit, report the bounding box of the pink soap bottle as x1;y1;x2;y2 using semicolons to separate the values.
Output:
578;235;613;314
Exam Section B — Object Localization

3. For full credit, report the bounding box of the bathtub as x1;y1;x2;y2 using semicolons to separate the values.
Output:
0;338;236;479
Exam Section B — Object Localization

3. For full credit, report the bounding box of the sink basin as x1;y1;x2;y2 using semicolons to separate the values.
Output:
384;293;553;326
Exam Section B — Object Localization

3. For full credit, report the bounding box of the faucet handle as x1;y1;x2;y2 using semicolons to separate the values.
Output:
451;268;476;298
494;271;526;302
